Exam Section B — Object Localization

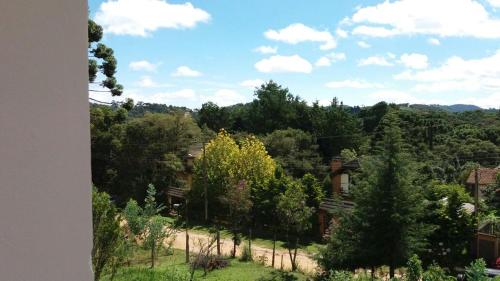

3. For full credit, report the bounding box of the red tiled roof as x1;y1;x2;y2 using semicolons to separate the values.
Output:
466;168;499;186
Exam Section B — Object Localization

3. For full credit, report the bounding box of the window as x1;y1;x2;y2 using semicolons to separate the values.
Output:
341;173;349;194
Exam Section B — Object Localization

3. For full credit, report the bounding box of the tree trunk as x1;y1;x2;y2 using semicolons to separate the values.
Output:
389;264;395;278
271;230;276;268
151;241;155;268
286;232;294;271
248;227;252;254
291;236;299;271
232;235;237;258
216;225;221;256
371;266;375;280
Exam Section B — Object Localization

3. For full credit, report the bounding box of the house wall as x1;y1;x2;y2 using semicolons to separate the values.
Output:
0;1;92;280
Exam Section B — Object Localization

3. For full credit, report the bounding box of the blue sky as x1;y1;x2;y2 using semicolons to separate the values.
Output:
89;0;500;109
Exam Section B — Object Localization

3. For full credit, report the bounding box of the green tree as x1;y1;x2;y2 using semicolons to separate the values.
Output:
484;173;500;214
123;199;144;237
198;102;232;132
421;183;476;270
88;19;123;96
264;128;324;178
277;181;313;271
406;255;423;281
325;112;429;277
115;112;200;203
220;180;253;258
143;184;165;218
143;215;174;268
465;259;489;281
92;187;122;281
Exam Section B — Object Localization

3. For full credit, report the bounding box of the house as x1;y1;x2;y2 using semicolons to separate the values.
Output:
466;167;499;199
473;219;500;268
165;144;203;210
318;156;359;237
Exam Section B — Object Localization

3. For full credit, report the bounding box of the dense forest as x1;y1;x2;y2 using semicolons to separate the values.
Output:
91;80;500;280
91;80;500;205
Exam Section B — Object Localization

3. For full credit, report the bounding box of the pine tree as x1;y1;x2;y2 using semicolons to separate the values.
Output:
324;111;430;277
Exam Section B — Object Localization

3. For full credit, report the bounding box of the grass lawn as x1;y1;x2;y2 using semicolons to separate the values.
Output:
101;248;310;281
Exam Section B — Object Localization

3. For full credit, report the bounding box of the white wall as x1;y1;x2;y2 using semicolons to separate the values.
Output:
0;1;92;280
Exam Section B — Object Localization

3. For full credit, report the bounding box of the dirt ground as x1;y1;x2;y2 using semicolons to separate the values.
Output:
169;230;319;274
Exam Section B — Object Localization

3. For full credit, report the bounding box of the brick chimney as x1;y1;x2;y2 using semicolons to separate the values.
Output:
331;157;343;195
331;157;343;173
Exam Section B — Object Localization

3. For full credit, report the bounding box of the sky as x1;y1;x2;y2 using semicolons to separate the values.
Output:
88;0;500;109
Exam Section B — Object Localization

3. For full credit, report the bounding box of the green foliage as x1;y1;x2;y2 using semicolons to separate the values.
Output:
406;255;423;281
422;264;455;281
143;184;165;218
198;102;232;132
465;259;489;281
239;245;253;262
143;215;173;268
484;173;500;214
91;108;199;204
324;270;353;281
88;19;123;96
277;180;313;270
264;128;324;178
421;183;476;269
320;112;430;276
92;187;123;281
123;199;144;236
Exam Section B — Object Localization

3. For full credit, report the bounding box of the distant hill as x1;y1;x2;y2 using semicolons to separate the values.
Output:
409;104;484;112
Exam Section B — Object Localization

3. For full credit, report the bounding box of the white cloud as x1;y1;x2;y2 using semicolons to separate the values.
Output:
315;57;331;67
368;90;434;104
315;52;346;67
255;55;313;73
357;41;371;48
487;0;500;8
336;28;348;38
349;0;500;38
240;79;264;88
254;46;278;54
136;76;173;88
428;38;441;46
137;76;156;87
129;60;159;72
201;89;248;106
399;53;429;69
94;0;210;36
358;55;393;66
171;66;202;77
264;23;336;50
325;80;384;89
394;50;500;94
456;93;500;109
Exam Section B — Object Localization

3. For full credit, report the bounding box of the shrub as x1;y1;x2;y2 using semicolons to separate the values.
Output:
422;264;455;281
465;259;489;281
325;270;353;281
406;254;423;281
239;245;253;262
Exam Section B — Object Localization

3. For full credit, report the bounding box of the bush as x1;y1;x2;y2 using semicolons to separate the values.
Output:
239;245;253;262
325;270;353;281
406;254;423;281
465;259;489;281
422;264;455;281
258;271;299;281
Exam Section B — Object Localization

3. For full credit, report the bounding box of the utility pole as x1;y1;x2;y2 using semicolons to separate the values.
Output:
203;142;208;222
185;198;190;263
474;167;480;259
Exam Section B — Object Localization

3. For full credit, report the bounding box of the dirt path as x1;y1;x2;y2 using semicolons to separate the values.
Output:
168;230;318;274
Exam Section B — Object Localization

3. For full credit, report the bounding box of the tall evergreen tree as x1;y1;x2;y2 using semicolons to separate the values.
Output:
353;112;429;277
320;111;430;277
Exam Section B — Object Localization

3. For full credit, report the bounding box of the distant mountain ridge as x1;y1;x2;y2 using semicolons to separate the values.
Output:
408;104;485;112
